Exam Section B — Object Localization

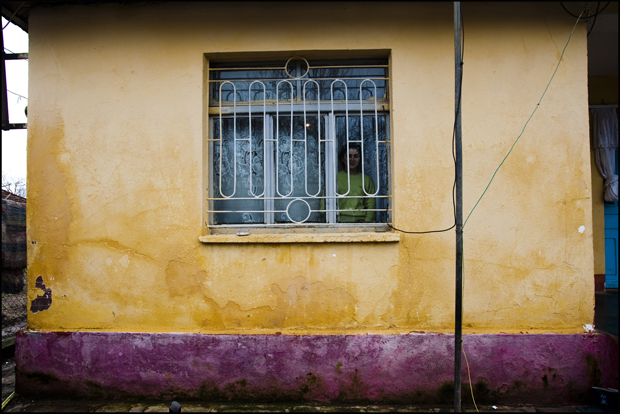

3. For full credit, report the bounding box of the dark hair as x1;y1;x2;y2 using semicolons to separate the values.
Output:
338;143;362;171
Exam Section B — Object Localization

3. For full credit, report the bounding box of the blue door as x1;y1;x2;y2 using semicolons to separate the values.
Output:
604;146;619;289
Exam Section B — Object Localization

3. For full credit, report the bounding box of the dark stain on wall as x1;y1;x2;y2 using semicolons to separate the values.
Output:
30;276;52;313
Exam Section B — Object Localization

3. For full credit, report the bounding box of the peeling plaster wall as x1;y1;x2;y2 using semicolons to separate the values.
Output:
26;2;593;334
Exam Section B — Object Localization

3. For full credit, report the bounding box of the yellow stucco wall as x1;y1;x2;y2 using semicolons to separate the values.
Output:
26;2;593;334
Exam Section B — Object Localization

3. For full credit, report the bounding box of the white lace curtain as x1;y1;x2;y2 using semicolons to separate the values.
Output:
590;107;619;203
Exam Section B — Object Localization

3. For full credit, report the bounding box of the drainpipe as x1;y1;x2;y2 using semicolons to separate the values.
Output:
454;1;464;412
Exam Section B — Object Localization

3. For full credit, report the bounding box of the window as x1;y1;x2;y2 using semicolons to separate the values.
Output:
207;56;391;230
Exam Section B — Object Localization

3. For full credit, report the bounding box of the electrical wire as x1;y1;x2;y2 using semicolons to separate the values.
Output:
462;7;585;230
561;1;610;19
1;391;16;410
390;2;592;234
456;8;584;411
587;2;602;36
463;345;479;412
387;9;464;234
387;3;585;411
7;90;27;100
2;2;25;30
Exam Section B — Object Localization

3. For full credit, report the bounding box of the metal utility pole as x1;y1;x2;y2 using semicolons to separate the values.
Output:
454;1;464;412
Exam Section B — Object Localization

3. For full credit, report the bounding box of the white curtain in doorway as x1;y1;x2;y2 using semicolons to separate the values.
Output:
590;107;619;203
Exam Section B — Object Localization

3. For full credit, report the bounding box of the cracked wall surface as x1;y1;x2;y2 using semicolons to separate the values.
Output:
26;2;593;334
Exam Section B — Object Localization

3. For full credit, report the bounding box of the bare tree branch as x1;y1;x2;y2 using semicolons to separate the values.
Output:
2;173;27;198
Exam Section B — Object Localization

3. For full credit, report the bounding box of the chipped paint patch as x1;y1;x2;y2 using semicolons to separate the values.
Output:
30;276;52;313
119;254;130;268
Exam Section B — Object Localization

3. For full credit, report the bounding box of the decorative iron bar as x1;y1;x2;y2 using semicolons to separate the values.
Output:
208;57;391;226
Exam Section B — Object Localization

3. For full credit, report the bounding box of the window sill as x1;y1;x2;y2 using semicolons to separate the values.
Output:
198;232;400;244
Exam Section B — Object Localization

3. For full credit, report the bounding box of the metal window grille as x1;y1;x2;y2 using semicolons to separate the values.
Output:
207;57;391;228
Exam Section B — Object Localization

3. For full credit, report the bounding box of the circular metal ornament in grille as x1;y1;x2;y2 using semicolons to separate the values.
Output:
284;57;310;79
285;198;312;223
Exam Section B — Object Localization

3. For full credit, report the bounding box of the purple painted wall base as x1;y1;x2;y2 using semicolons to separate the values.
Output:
15;331;618;404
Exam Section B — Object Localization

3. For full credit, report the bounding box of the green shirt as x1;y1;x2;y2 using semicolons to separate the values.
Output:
337;171;376;223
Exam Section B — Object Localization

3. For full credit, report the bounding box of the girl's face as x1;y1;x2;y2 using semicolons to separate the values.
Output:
343;148;361;173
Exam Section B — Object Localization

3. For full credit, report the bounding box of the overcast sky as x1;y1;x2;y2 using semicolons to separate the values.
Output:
2;17;29;183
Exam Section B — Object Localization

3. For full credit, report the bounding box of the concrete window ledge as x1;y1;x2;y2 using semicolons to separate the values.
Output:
199;232;401;244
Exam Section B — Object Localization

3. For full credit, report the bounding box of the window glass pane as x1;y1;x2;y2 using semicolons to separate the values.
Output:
335;115;388;223
210;59;387;104
213;117;265;224
274;115;326;223
310;67;387;101
213;79;294;104
211;67;292;103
